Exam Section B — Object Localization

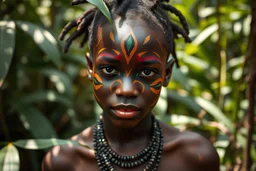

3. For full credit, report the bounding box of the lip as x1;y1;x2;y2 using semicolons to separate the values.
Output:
111;104;140;119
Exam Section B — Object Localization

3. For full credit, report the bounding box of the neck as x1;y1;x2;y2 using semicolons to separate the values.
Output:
102;114;153;145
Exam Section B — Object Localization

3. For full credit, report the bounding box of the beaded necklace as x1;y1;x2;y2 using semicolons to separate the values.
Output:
93;116;163;171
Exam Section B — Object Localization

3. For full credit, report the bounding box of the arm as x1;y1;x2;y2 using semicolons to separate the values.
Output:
42;146;77;171
183;132;220;171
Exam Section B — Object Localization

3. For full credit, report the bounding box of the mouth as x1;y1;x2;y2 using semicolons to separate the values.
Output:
111;104;140;119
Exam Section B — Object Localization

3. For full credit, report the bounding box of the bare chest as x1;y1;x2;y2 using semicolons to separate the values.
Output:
73;150;195;171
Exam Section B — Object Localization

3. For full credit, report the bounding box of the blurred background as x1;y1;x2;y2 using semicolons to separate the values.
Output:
0;0;254;170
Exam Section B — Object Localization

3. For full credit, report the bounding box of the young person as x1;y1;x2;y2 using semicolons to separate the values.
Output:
42;0;220;170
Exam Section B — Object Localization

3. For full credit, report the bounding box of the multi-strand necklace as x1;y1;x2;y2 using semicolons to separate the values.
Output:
93;116;163;171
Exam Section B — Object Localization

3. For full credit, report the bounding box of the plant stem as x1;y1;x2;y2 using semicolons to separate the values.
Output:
243;1;256;170
0;91;11;141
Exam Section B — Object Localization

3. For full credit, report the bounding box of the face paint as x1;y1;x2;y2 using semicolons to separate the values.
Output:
90;17;170;126
121;30;138;64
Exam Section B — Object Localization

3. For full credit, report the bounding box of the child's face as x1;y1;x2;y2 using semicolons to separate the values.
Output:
87;17;173;127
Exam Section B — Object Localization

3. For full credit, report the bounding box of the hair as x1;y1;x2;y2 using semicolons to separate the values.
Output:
59;0;191;67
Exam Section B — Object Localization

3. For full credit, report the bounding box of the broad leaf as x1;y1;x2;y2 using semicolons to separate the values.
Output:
16;21;61;67
15;104;57;138
20;90;72;107
195;97;234;133
171;65;192;92
87;0;112;23
0;144;20;171
0;21;15;88
40;69;73;97
13;139;89;150
167;90;201;113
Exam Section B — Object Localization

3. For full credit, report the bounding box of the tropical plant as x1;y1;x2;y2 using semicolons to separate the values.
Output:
0;0;254;170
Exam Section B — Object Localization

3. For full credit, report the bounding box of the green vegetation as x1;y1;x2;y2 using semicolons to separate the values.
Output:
0;0;254;170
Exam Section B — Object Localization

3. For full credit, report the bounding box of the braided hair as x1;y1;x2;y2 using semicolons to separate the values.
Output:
59;0;191;67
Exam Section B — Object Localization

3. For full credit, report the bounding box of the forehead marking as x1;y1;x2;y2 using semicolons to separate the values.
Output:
156;38;164;54
121;30;138;64
138;51;147;57
98;48;106;55
136;55;162;64
126;69;132;76
112;49;120;55
110;32;115;42
153;52;161;58
96;26;103;47
143;35;151;45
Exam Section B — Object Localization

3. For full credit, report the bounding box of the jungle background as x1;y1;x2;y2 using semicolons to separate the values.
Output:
0;0;255;170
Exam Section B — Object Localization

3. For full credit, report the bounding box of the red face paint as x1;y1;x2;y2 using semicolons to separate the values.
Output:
136;55;162;65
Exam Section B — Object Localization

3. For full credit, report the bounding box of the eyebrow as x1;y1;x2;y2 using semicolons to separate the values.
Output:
136;55;162;65
97;52;121;63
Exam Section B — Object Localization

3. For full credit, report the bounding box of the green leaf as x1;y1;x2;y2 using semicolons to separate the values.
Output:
195;97;234;133
16;21;61;67
20;90;72;107
192;24;218;46
0;144;20;171
13;139;88;150
15;104;57;138
87;0;112;24
171;65;192;92
168;114;200;126
0;21;16;88
40;69;73;97
167;90;201;113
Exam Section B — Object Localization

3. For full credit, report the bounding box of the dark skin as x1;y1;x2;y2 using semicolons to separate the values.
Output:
42;16;220;171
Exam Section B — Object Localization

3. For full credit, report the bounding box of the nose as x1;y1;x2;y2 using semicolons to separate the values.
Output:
115;77;139;97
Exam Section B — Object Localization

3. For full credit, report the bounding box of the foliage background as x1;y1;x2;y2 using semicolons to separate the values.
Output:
0;0;254;170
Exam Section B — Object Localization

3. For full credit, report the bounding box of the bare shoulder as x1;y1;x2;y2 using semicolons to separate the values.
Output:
160;121;220;171
42;125;95;171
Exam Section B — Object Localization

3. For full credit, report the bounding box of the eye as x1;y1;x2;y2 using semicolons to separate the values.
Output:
140;69;156;77
101;66;118;75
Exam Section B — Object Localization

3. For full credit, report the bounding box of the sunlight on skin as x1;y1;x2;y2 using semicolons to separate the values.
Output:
52;146;60;157
198;153;203;162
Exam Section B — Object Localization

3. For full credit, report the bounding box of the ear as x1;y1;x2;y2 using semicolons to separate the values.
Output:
163;58;175;87
85;53;93;82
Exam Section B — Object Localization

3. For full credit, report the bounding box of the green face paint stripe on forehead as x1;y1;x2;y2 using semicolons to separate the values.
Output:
125;35;135;56
121;30;138;64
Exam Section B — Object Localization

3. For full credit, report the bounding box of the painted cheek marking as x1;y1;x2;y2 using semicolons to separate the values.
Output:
151;98;159;107
110;79;122;93
150;78;163;94
94;91;101;102
132;80;145;94
94;74;103;90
